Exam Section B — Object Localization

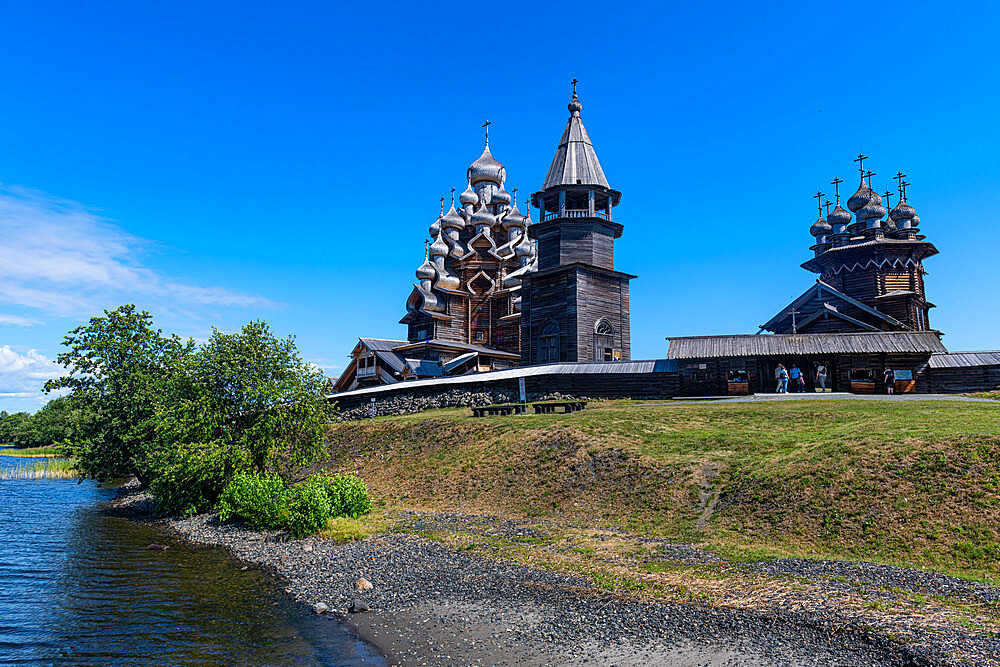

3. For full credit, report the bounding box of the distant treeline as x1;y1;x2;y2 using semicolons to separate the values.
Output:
0;396;83;449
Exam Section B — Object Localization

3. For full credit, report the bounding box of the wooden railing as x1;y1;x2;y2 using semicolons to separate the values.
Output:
539;209;609;221
357;366;376;378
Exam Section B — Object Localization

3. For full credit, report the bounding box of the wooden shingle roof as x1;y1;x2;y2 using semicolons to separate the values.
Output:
928;351;1000;368
666;331;946;359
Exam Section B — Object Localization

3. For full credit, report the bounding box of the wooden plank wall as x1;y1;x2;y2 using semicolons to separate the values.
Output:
928;366;1000;393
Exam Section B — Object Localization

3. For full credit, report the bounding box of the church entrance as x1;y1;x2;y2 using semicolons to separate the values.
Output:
594;320;615;362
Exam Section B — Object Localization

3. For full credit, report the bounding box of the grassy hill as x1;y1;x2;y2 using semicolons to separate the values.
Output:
319;399;1000;580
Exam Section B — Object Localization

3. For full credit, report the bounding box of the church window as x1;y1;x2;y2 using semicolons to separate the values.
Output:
474;331;485;342
539;322;559;363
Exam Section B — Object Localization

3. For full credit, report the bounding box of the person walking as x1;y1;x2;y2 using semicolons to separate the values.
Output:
816;364;827;392
884;367;896;395
774;365;783;393
777;364;788;393
789;364;801;393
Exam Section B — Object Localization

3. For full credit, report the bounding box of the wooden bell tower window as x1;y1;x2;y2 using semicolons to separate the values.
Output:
539;322;560;363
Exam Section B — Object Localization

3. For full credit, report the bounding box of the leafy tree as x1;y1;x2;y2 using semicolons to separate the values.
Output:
45;305;193;482
0;412;32;446
154;321;330;480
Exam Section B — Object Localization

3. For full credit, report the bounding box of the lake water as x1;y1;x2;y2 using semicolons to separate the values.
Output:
0;457;385;666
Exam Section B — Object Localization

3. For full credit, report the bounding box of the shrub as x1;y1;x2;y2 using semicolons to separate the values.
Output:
147;442;228;517
287;478;333;537
313;473;372;518
215;471;372;538
216;472;291;529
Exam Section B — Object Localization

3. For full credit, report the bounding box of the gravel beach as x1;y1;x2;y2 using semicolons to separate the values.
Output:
108;487;999;666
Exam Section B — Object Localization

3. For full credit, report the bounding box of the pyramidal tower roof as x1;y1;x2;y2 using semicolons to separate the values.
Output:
541;86;610;190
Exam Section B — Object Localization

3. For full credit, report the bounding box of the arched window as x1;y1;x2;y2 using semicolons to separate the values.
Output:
594;319;615;361
539;321;559;363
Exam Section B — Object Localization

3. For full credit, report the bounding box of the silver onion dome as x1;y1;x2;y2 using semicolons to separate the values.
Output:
810;216;831;237
441;203;465;230
910;214;921;227
502;203;525;229
515;231;533;258
858;190;885;220
827;204;852;227
468;145;505;186
429;231;449;258
889;201;916;221
492;185;512;206
429;216;442;239
459;183;478;207
847;181;874;213
416;256;436;281
568;95;582;115
471;203;495;228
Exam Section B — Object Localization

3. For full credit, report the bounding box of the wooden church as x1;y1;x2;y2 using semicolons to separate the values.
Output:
333;86;634;392
761;161;938;335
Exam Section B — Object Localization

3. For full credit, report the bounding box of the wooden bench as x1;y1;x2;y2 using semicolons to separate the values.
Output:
531;401;587;414
470;404;527;417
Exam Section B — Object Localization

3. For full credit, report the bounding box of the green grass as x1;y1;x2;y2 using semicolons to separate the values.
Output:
317;511;386;542
0;445;65;458
319;399;1000;580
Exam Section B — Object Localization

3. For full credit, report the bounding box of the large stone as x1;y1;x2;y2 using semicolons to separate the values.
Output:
355;577;373;593
313;602;329;614
349;598;369;613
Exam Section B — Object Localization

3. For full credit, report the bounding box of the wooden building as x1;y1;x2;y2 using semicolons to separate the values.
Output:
331;337;519;393
666;331;947;395
521;85;635;364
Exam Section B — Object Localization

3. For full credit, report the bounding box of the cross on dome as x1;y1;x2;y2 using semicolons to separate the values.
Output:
830;177;844;204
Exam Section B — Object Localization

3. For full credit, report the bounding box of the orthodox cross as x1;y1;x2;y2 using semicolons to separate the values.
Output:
883;190;893;210
813;190;825;216
482;119;491;144
451;186;456;207
424;238;430;257
854;153;868;178
788;307;800;334
864;169;876;189
571;78;578;96
824;199;833;216
901;180;910;202
439;196;445;216
512;186;518;205
895;172;908;201
830;177;843;204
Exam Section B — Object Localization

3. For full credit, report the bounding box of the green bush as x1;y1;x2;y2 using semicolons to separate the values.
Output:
214;471;372;538
313;473;372;518
216;472;291;529
287;478;333;537
147;442;228;517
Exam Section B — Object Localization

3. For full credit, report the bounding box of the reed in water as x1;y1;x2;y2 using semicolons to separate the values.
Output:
0;458;78;480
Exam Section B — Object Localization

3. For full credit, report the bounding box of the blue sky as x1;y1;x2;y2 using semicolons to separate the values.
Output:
2;1;998;412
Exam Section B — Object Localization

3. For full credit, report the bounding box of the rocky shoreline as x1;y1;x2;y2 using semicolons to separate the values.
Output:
107;486;997;666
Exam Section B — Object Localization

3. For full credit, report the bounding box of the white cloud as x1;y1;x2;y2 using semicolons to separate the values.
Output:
0;184;275;319
0;345;61;408
0;314;42;326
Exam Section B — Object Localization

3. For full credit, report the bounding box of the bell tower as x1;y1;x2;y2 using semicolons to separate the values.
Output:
521;83;636;364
